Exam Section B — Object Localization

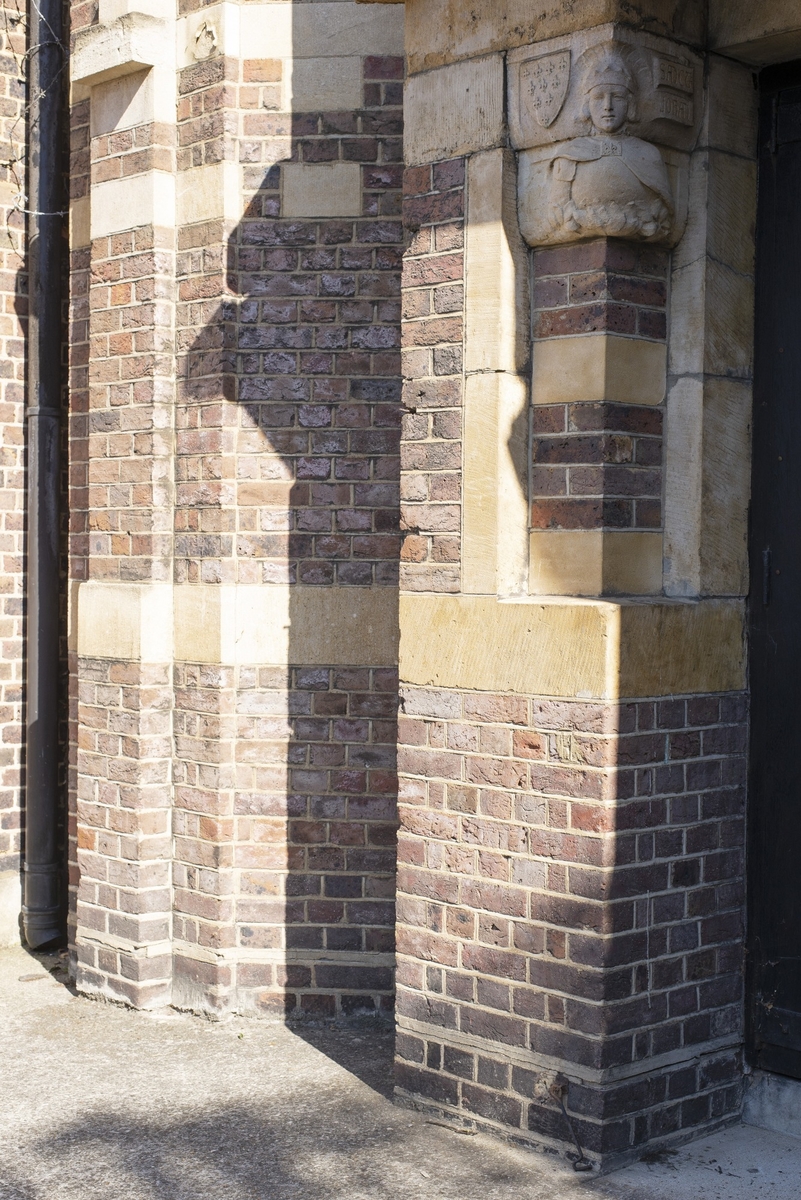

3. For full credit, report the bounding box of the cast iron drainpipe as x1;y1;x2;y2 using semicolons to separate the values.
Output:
22;0;65;948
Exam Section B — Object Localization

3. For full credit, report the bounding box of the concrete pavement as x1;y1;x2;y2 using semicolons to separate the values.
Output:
1;944;798;1200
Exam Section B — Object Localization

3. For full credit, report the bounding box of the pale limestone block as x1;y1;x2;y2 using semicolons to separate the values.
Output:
518;141;689;251
400;592;617;698
462;372;498;596
704;258;754;379
0;871;21;947
709;0;801;65
510;29;700;249
90;69;151;135
700;377;752;598
462;372;529;598
497;373;530;597
174;585;399;666
529;530;662;597
399;593;745;699
288;57;363;113
707;151;757;276
237;3;403;62
91;171;175;237
294;1;404;57
77;582;173;663
282;162;363;218
465;149;530;376
530;530;604;597
70;196;91;250
532;335;666;406
618;597;746;698
99;0;164;22
667;254;705;377
603;531;662;595
705;56;759;158
663;376;702;597
670;148;708;273
177;162;243;226
405;0;706;78
174;585;223;664
72;13;173;87
404;56;504;167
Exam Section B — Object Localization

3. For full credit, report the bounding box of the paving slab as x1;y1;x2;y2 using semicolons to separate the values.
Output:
1;945;799;1200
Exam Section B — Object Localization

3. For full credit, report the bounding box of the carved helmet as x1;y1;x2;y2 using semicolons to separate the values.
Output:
579;44;638;125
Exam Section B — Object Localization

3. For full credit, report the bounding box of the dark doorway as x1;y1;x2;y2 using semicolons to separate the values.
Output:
748;60;801;1079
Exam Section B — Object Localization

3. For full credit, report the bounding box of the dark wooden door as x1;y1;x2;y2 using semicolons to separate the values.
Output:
749;62;801;1079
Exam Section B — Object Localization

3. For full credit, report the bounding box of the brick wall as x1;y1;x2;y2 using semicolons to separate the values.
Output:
227;51;403;1016
531;241;666;534
70;19;404;1017
395;685;746;1165
400;160;465;594
0;7;29;889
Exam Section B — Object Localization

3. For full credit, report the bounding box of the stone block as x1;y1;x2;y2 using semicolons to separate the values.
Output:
705;56;759;159
72;12;172;87
91;171;175;237
462;372;528;598
400;593;745;698
172;584;399;666
464;149;529;376
508;27;703;155
237;2;403;62
700;377;752;598
77;582;173;663
289;56;363;113
529;530;662;597
90;68;151;136
404;56;504;167
663;376;702;598
99;0;163;21
532;335;666;407
405;0;706;77
709;0;801;65
707;151;757;277
70;196;91;250
177;162;242;226
282;162;363;218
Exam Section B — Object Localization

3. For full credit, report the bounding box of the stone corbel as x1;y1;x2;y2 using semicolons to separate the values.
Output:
508;25;702;249
71;9;172;90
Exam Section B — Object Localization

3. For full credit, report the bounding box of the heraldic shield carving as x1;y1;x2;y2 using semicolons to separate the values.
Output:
508;26;702;249
519;50;571;128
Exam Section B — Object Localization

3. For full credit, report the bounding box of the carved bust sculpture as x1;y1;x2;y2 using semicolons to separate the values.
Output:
517;43;679;248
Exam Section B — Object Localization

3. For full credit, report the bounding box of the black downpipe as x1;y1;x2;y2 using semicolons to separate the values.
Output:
23;0;65;948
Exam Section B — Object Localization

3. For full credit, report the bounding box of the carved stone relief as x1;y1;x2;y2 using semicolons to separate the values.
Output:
508;26;702;249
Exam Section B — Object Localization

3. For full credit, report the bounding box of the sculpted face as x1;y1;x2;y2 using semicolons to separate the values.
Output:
587;84;629;134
